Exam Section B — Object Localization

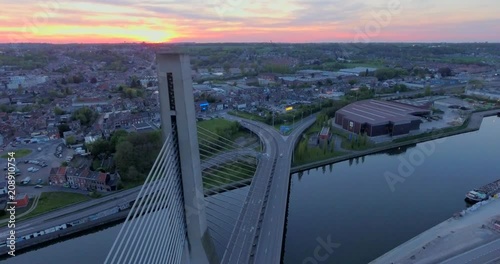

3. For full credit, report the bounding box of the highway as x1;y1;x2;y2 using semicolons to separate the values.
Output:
220;113;316;263
0;185;140;240
0;148;260;242
1;113;316;263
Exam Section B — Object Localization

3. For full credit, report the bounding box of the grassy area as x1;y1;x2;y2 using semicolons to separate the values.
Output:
1;149;32;159
197;118;251;140
202;159;256;189
228;111;267;123
0;199;34;221
198;118;236;132
340;138;376;151
293;147;347;166
25;192;92;219
122;180;144;190
197;118;254;160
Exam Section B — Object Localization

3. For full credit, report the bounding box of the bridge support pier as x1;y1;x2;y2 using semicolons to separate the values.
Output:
157;52;218;264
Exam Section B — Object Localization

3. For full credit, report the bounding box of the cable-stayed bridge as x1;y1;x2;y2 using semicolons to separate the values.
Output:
105;52;316;264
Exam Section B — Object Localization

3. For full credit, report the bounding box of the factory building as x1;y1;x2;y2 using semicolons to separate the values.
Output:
334;100;430;137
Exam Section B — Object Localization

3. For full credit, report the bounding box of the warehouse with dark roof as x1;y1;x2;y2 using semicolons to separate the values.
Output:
334;100;431;137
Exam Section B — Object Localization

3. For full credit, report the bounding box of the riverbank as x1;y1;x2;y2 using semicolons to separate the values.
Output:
290;109;500;173
0;209;129;257
370;197;500;264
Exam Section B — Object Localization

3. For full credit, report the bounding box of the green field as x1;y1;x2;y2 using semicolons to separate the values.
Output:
198;118;236;132
227;111;267;123
1;149;32;159
293;147;347;166
202;160;256;189
197;118;249;141
26;192;92;218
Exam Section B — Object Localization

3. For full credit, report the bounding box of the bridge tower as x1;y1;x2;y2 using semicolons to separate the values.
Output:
157;52;217;264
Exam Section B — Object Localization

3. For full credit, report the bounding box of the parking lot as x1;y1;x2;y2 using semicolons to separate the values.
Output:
1;139;75;186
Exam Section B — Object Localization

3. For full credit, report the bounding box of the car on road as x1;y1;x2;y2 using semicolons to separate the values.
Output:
34;185;43;188
280;153;283;157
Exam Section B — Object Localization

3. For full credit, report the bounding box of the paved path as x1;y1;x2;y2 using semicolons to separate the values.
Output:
441;238;500;264
0;194;40;225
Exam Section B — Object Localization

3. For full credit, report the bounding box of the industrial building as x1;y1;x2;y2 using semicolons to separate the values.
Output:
334;100;430;137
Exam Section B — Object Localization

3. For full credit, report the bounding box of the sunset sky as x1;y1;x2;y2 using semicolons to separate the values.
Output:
2;0;499;43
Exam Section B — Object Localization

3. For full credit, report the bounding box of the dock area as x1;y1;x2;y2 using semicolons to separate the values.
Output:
370;197;500;264
477;179;500;197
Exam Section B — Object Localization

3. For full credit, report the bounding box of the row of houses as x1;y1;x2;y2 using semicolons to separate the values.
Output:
49;166;119;192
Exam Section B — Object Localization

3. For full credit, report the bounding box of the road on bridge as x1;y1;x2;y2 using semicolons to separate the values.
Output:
220;113;316;264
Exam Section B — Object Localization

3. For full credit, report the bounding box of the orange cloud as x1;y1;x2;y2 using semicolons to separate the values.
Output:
1;0;499;43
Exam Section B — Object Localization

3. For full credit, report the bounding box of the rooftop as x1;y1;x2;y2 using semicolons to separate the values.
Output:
337;99;431;125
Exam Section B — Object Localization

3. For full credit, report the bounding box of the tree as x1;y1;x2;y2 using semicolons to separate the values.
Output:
61;78;67;85
125;166;142;182
348;79;358;86
110;130;128;152
424;86;432;96
88;139;111;158
223;62;231;73
58;124;70;138
65;135;76;145
17;84;23;94
21;105;32;112
438;67;452;77
72;107;98;126
90;77;97;84
54;106;65;115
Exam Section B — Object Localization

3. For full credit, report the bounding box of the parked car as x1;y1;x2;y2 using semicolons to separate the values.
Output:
27;167;35;172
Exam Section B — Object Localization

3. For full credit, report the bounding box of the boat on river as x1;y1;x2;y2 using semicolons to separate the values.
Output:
465;179;500;204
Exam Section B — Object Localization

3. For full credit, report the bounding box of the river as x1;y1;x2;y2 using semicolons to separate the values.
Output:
283;116;500;263
2;117;499;264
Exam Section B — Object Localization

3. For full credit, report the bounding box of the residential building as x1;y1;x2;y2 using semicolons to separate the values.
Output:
49;166;68;186
66;167;119;192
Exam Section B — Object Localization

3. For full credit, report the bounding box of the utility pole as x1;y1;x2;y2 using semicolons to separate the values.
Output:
272;111;275;127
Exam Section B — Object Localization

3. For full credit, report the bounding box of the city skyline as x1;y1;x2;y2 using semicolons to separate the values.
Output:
2;0;500;44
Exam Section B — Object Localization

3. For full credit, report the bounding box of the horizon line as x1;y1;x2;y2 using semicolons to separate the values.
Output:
0;41;499;45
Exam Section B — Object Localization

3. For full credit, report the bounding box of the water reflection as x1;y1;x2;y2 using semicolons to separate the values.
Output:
385;143;418;155
284;117;500;264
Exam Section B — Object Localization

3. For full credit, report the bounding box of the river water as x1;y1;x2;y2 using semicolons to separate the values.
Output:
2;117;499;264
283;116;500;263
